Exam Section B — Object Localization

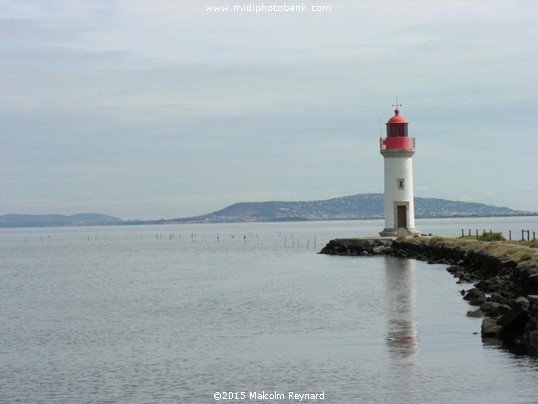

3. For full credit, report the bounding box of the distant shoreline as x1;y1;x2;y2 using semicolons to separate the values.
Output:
2;194;535;228
121;213;538;226
1;213;537;229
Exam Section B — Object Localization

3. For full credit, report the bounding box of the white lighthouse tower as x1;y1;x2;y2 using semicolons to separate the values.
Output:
379;101;420;237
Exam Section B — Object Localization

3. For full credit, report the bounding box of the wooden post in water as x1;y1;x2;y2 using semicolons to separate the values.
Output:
461;229;464;237
522;230;525;240
509;230;512;241
468;229;471;236
476;229;479;239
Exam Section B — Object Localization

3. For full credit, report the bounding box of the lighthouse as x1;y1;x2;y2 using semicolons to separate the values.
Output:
379;102;420;237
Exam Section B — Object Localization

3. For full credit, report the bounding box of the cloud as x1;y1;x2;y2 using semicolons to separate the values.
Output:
0;0;537;217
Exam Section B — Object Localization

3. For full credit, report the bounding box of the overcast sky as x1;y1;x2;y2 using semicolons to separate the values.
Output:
0;0;536;220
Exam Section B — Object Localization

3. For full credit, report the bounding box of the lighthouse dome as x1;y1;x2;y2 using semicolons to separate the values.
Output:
387;109;408;124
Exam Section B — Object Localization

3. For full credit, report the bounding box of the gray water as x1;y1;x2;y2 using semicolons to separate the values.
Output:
1;218;537;403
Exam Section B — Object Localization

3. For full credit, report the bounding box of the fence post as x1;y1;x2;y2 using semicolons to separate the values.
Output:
509;230;512;241
476;229;479;239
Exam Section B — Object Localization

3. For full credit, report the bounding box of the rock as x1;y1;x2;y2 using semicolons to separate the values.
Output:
482;317;502;338
523;296;538;354
463;288;485;302
498;303;529;343
500;259;518;269
500;290;517;300
489;293;510;306
373;246;389;254
451;270;465;279
446;265;462;274
470;297;486;306
514;296;529;310
524;330;538;354
467;309;483;318
517;268;538;295
475;277;504;293
480;301;511;317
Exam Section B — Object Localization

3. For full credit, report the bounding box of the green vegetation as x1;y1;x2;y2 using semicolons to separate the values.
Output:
478;232;504;241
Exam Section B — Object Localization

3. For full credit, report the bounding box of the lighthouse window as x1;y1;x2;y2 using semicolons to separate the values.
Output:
397;178;405;190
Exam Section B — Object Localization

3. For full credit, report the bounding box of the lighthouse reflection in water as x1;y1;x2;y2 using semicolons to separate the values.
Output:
384;256;419;357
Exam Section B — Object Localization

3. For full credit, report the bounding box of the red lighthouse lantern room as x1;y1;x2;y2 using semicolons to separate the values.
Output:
380;107;415;151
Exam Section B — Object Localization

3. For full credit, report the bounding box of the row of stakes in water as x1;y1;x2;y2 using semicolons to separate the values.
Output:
23;232;318;249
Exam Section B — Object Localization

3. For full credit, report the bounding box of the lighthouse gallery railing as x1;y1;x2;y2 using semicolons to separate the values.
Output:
380;137;415;151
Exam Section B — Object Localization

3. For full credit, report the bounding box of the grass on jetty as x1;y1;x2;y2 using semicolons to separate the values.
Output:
415;236;538;267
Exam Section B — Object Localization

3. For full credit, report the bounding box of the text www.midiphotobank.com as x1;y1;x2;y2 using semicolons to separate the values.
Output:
205;2;332;14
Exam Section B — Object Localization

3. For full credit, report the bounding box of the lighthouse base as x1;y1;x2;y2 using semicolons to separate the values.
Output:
379;227;421;237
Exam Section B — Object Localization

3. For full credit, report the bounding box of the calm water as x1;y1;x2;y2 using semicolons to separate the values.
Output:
1;218;537;403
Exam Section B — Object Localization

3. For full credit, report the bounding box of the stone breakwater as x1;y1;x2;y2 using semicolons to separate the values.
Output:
320;237;538;356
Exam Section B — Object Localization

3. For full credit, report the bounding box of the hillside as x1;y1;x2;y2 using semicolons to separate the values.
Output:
2;194;533;227
0;213;123;228
156;193;533;224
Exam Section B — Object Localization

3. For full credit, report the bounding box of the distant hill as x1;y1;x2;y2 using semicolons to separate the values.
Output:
137;193;534;224
2;194;534;228
0;213;123;228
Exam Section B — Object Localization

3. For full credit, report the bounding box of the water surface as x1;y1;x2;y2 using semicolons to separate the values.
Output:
1;218;537;403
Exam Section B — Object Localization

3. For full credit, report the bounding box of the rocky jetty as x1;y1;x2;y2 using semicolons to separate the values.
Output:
320;237;538;356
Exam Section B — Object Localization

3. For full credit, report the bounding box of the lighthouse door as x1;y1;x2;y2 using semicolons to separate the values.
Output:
397;205;407;229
